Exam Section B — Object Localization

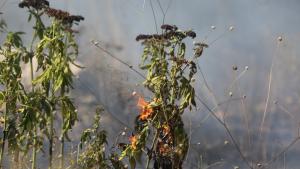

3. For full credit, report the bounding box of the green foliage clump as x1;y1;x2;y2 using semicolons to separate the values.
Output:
0;0;84;168
118;24;207;169
78;107;127;169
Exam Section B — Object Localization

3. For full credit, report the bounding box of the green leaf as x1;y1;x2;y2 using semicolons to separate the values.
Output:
33;67;51;84
0;91;4;106
54;74;63;91
119;147;130;161
178;43;186;58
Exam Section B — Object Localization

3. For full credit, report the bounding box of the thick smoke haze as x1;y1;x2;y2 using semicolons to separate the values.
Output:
1;0;300;168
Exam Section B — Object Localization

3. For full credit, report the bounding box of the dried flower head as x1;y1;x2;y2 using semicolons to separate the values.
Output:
19;0;49;10
232;65;238;71
45;8;84;24
161;24;178;31
193;42;208;57
185;30;197;39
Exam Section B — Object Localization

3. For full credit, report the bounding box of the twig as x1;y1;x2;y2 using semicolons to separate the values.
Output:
235;69;251;153
208;29;229;46
259;62;274;138
260;136;300;169
195;95;253;169
146;129;159;169
196;64;252;168
197;63;219;108
259;42;280;138
227;68;247;92
276;101;297;121
91;40;146;79
164;0;173;24
149;0;159;33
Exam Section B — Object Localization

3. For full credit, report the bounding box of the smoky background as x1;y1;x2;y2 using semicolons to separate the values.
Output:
1;0;300;168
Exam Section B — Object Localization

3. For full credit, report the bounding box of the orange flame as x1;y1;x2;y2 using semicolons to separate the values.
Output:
129;135;138;150
137;97;153;120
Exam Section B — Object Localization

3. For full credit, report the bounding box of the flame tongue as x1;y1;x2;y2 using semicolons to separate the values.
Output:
137;97;153;120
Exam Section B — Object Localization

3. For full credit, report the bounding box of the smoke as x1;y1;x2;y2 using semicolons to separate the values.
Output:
1;0;300;168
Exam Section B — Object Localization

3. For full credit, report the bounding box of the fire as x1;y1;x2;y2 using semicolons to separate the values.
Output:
137;97;153;121
129;135;138;150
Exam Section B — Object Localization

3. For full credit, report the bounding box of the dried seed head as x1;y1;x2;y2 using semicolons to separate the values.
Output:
132;91;137;96
45;8;84;24
136;34;151;41
193;42;209;48
19;0;49;10
232;65;238;71
92;40;99;45
161;24;178;31
186;30;197;39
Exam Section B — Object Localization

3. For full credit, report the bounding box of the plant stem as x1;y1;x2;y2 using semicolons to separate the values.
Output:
32;126;37;169
29;57;37;169
60;89;65;169
146;129;159;169
60;129;64;169
0;104;8;168
49;110;53;169
47;51;53;169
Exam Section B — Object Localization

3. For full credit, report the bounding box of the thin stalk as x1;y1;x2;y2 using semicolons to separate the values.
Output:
30;57;37;169
32;127;37;169
60;121;64;169
49;110;53;169
60;89;65;169
146;129;159;169
46;78;53;168
0;104;8;168
48;40;54;169
29;13;39;169
60;30;69;169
